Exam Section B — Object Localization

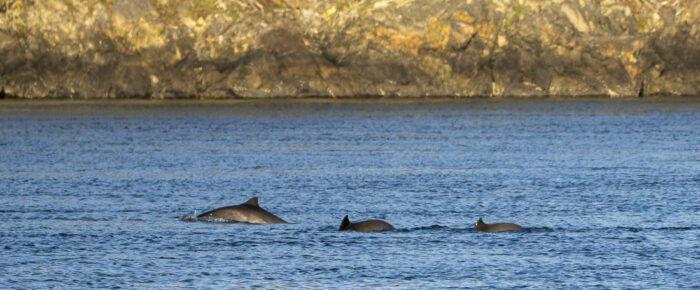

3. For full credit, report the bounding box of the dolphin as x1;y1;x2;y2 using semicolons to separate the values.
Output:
338;215;395;232
472;218;523;232
196;197;288;224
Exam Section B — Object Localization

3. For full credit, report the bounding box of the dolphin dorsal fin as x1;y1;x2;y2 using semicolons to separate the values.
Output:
339;215;351;231
243;197;260;207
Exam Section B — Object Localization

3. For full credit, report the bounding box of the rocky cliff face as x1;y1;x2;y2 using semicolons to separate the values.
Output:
0;0;698;98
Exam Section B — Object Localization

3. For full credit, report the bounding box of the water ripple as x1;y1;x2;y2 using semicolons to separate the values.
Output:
1;99;698;288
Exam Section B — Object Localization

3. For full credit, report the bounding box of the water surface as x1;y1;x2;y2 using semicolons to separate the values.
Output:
1;99;698;288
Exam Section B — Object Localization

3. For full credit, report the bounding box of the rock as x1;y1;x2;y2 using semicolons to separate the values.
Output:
0;0;698;99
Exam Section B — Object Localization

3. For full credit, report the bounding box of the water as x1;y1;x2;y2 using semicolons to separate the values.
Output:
0;99;698;288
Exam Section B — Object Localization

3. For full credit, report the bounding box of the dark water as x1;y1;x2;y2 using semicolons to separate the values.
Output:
1;99;698;288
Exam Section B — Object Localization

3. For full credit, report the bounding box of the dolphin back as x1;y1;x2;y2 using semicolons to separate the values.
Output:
351;220;395;232
481;223;523;232
473;218;523;232
197;198;288;224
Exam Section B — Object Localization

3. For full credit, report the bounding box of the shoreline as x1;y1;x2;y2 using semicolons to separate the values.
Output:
1;95;699;106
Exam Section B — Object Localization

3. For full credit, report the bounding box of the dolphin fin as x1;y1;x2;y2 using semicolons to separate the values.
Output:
243;197;260;207
339;215;351;231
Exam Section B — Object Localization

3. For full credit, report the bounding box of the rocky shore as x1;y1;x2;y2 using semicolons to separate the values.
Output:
0;0;698;99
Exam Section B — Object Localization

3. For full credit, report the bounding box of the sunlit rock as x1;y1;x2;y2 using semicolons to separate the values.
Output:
0;0;697;98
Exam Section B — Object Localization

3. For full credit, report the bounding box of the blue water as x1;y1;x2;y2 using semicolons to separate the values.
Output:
0;99;698;288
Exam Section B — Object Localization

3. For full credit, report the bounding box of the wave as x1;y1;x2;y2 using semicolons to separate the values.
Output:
396;225;449;232
522;226;699;233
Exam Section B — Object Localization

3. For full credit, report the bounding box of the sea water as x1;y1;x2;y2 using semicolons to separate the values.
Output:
0;99;698;288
